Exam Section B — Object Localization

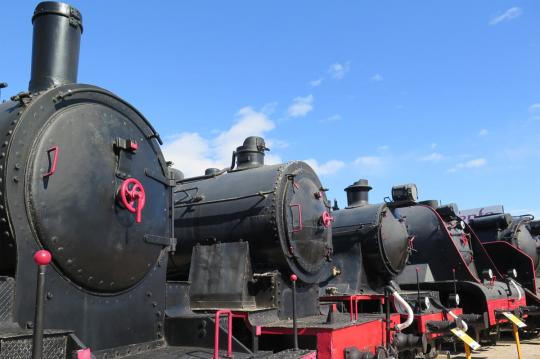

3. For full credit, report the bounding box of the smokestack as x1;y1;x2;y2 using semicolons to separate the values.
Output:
29;2;83;93
234;136;268;170
345;179;372;207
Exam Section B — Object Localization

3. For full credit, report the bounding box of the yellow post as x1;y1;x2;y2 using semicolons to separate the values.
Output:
464;343;472;359
512;323;523;359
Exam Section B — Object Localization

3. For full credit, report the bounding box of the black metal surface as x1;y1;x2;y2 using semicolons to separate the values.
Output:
29;2;83;93
0;329;73;359
320;200;409;293
471;214;540;270
0;278;15;322
0;2;173;350
393;203;521;317
5;84;172;351
171;148;333;284
32;265;47;359
189;242;255;309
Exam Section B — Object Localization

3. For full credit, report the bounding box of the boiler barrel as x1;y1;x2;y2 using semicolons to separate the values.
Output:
169;161;333;284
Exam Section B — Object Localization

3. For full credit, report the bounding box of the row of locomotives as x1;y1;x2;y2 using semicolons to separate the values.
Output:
389;185;531;346
168;137;402;359
320;180;468;359
468;212;540;334
0;2;344;359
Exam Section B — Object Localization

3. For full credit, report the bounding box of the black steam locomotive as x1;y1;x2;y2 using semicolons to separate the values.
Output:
320;180;469;358
0;1;178;356
392;185;527;342
170;138;404;358
469;213;540;293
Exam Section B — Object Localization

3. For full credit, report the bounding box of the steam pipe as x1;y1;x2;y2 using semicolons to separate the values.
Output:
389;288;414;331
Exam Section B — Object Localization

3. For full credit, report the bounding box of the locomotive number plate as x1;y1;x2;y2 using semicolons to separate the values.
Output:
450;328;481;350
502;312;527;328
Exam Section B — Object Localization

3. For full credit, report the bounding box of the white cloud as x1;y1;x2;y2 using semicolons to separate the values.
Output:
309;78;323;87
463;158;487;168
353;156;382;168
377;145;390;151
328;62;350;79
163;106;280;177
304;159;345;175
528;103;540;120
489;7;522;26
319;114;341;123
479;129;488;136
370;74;384;82
419;152;445;162
529;103;540;113
447;158;487;173
287;95;314;118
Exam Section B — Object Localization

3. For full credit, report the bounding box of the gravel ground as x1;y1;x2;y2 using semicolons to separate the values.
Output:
446;335;540;358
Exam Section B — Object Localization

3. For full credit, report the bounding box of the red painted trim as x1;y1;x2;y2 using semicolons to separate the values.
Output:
420;205;481;282
234;310;400;359
482;240;537;294
486;298;526;325
43;145;59;177
410;308;464;335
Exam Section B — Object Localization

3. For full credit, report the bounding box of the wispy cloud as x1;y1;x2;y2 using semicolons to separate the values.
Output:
370;74;384;82
479;129;488;136
163;106;281;177
489;7;522;26
305;159;345;175
328;62;350;79
419;152;445;162
319;114;341;123
353;156;383;168
287;95;314;118
309;78;323;87
529;103;540;120
448;158;487;173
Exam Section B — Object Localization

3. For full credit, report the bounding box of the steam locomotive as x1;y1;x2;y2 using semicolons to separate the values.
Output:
468;213;540;330
169;138;404;359
391;185;528;343
469;213;540;292
320;180;468;359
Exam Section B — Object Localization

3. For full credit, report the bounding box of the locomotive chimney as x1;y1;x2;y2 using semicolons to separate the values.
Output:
345;179;372;207
29;2;83;93
234;136;268;170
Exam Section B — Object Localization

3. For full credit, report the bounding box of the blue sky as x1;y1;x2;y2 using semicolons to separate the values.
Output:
2;1;540;216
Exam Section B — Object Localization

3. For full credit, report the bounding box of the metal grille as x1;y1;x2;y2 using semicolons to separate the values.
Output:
0;278;14;321
0;335;66;359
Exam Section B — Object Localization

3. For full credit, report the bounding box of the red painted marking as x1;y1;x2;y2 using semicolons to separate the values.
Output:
321;211;334;228
129;141;138;151
43;146;59;177
299;352;316;359
34;250;52;266
460;233;469;247
290;204;303;232
412;308;464;335
214;310;233;359
486;297;527;325
77;348;91;359
119;178;146;223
